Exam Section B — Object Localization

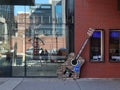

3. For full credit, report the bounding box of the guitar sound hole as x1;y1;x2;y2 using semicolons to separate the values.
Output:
71;60;77;66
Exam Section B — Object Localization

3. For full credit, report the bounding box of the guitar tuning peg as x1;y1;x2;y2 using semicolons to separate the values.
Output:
87;28;95;36
89;28;95;31
87;32;92;36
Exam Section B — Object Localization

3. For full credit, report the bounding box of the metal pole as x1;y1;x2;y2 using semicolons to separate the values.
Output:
24;5;27;77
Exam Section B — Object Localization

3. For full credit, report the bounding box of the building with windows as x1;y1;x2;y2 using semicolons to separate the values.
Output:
15;12;30;54
28;3;66;52
0;0;120;78
0;5;16;77
0;1;67;77
49;0;61;4
29;4;52;36
73;0;120;78
0;5;15;53
0;0;37;77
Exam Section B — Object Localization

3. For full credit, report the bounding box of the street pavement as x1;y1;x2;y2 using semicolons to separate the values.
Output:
0;78;120;90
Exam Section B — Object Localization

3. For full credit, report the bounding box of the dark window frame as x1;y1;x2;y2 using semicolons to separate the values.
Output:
89;29;104;62
109;29;120;62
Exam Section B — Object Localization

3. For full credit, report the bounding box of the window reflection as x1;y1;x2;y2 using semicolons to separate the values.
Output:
109;30;120;62
90;30;104;62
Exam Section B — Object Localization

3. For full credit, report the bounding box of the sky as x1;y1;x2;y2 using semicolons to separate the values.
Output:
14;0;49;15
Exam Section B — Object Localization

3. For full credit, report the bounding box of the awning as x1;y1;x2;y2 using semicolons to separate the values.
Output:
0;0;35;5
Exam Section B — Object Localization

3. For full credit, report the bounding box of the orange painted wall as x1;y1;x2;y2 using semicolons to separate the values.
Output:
75;0;120;78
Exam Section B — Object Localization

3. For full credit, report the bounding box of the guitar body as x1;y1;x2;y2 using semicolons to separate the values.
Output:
57;52;85;79
57;28;94;79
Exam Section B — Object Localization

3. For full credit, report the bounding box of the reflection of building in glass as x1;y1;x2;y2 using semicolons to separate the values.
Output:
29;4;52;36
0;5;15;52
28;2;66;52
49;0;61;4
52;0;63;36
15;12;30;54
29;1;65;36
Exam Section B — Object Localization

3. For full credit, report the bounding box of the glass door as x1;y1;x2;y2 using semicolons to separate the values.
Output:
25;3;67;77
11;0;72;77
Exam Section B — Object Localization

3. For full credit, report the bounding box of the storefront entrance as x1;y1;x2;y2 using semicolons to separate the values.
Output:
0;0;74;77
11;22;67;77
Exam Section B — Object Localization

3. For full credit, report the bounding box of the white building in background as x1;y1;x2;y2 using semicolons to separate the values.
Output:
49;0;61;4
51;0;66;36
49;0;52;4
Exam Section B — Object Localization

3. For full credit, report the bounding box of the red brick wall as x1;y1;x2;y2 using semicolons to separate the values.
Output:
75;0;120;78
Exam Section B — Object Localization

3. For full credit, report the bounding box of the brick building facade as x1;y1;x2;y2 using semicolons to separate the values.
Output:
15;12;30;54
75;0;120;78
15;12;66;55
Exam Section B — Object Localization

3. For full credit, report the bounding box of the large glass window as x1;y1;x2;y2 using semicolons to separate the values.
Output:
109;30;120;62
0;5;14;77
0;22;4;41
0;0;72;77
90;30;104;62
12;0;68;77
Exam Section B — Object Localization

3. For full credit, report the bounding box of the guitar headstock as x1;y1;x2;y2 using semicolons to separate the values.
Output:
87;28;95;37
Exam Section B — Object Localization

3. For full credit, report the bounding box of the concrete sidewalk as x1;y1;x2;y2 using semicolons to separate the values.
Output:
0;78;120;90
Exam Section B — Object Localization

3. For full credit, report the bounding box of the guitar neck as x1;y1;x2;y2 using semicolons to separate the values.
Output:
75;37;90;60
